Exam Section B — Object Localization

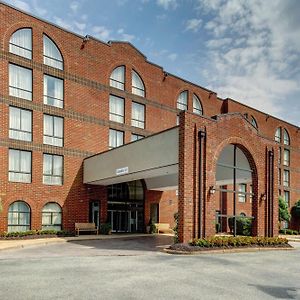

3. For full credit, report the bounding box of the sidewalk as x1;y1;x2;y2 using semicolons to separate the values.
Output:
279;235;300;242
0;233;154;251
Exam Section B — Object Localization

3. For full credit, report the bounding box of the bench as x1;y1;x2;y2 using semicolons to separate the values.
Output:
75;223;98;236
154;223;174;234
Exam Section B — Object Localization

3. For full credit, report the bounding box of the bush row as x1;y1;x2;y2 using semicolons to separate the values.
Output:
0;229;73;238
279;229;299;235
190;236;289;248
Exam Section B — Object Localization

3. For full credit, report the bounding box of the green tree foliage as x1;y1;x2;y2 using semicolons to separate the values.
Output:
279;196;291;222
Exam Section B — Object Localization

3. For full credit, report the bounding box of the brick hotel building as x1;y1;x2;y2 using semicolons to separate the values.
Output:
0;2;299;242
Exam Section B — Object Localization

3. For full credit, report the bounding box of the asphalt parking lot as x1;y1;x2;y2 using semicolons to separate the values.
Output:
0;236;299;300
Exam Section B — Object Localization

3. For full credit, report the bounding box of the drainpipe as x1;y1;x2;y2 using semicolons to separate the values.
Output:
268;150;274;237
198;130;206;239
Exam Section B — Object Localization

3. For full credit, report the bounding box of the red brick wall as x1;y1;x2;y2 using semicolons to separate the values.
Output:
0;3;299;235
178;112;279;242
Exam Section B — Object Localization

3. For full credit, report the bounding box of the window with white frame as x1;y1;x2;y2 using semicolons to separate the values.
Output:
9;28;32;59
9;64;32;101
177;91;188;111
9;149;31;183
249;184;253;203
8;201;30;232
109;95;124;123
283;149;290;166
44;75;64;108
275;127;281;143
42;203;62;231
110;66;125;90
43;114;64;147
193;94;203;115
131;102;145;129
131;133;144;142
9;106;32;141
238;184;246;202
43;154;63;185
132;70;145;97
283;170;290;187
109;129;124;149
284;190;290;206
43;35;63;70
283;129;290;145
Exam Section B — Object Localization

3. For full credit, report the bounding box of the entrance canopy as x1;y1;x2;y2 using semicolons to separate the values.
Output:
83;127;178;191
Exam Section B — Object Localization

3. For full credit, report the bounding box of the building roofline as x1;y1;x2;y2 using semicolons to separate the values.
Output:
225;98;300;130
1;1;299;130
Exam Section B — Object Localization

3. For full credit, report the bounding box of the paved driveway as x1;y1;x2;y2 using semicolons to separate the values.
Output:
0;236;299;300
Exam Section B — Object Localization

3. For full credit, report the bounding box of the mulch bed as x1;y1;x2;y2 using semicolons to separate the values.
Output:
0;234;73;240
168;243;293;253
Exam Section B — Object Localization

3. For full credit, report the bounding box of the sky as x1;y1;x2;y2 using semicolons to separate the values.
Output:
5;0;300;126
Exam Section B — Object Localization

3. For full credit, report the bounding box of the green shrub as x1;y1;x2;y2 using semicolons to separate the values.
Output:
100;223;112;235
228;217;252;236
0;229;73;238
279;229;299;235
190;236;289;248
279;196;291;222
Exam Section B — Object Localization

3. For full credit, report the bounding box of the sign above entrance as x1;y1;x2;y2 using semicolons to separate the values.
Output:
116;166;129;176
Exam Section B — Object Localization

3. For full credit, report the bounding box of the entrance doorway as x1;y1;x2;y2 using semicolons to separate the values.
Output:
107;180;144;233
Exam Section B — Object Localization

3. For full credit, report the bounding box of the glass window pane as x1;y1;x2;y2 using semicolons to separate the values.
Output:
131;102;145;129
109;95;124;123
9;28;32;59
44;75;64;108
43;35;63;70
193;94;203;115
110;66;125;90
9;64;32;101
132;70;145;97
177;91;188;111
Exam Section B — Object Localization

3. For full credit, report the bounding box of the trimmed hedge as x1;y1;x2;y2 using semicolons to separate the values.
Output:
190;236;289;248
0;229;73;238
279;229;299;235
228;217;252;236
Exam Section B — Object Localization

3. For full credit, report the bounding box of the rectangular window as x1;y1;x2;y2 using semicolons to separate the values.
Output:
238;184;246;202
43;154;63;185
9;107;32;141
109;95;124;123
109;129;124;149
284;191;290;206
9;149;31;183
283;170;290;187
131;134;144;142
43;114;63;147
283;149;290;166
131;102;145;129
9;64;32;100
249;184;253;203
44;75;64;108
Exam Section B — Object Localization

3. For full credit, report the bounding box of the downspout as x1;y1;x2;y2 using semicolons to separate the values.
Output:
198;130;206;239
268;150;274;237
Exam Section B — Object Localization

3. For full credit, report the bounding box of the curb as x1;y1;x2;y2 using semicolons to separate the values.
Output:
164;246;294;255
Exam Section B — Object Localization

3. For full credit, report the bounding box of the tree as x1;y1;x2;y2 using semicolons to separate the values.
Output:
279;196;291;222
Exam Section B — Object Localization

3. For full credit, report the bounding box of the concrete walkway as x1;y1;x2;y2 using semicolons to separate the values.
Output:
0;233;170;251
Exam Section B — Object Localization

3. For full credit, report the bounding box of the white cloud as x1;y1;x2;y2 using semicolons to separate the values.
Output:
168;53;177;61
53;16;73;30
70;1;79;13
156;0;178;10
92;26;112;41
8;0;31;12
74;21;86;31
196;0;300;123
185;18;202;32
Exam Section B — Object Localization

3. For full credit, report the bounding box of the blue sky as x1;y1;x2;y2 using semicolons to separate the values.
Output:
6;0;300;126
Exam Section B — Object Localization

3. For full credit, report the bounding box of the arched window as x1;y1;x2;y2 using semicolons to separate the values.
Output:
283;129;290;145
275;127;281;143
43;35;63;70
9;28;32;59
251;116;258;128
42;202;62;231
132;70;145;97
8;201;30;232
110;66;125;90
193;94;203;115
177;91;188;111
216;144;254;235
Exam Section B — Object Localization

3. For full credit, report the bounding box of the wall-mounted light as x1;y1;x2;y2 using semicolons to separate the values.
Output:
260;193;266;202
209;186;216;194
